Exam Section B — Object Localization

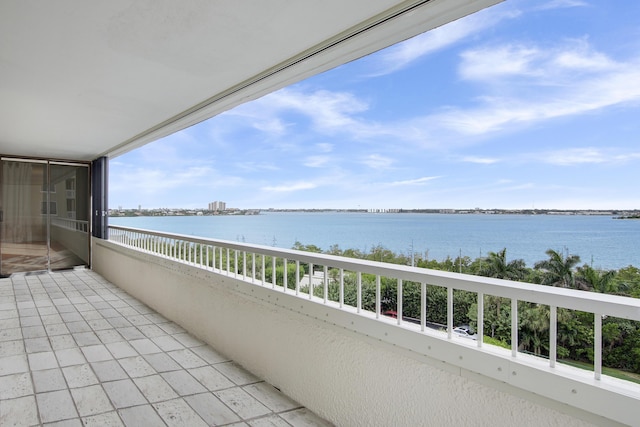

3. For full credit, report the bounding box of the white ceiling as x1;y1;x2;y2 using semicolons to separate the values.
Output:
0;0;500;161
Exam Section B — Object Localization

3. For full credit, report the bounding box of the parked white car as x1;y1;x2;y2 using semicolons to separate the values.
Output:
453;326;477;340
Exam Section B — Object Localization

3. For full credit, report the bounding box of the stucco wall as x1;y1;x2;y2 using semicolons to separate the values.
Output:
92;239;600;427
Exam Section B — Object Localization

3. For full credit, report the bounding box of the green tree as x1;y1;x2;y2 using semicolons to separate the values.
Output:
576;265;617;293
478;248;527;281
534;249;581;288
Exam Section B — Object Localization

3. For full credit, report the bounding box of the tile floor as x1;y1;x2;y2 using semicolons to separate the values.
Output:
0;269;332;426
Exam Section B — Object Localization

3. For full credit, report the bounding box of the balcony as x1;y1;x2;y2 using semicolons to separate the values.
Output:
0;268;330;426
88;225;640;427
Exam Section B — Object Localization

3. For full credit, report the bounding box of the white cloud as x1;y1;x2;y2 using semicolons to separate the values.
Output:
368;7;521;76
262;181;317;192
535;0;589;11
459;39;617;82
304;155;331;167
234;161;280;172
360;154;394;169
462;156;500;164
537;148;640;165
432;41;640;137
316;143;333;153
225;87;374;139
389;176;441;186
459;45;541;81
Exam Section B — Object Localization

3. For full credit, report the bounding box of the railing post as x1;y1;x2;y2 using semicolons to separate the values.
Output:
235;250;239;278
550;305;557;368
397;279;403;326
357;272;362;313
262;255;266;286
283;259;287;292
594;313;602;380
272;256;277;288
308;263;314;299
295;261;300;295
511;298;518;357
447;287;453;339
252;253;256;283
339;268;344;308
376;275;381;319
421;282;426;332
243;252;247;279
477;292;484;347
323;265;328;303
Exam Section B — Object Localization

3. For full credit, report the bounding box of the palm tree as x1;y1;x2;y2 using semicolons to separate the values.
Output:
479;248;527;281
477;248;527;337
576;264;617;293
534;249;581;288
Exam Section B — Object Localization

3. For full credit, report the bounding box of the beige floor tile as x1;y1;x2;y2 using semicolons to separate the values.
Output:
153;398;208;427
118;356;155;378
248;414;292;427
0;354;29;376
0;340;26;356
26;337;53;353
118;404;164;426
279;408;334;427
214;387;271;419
37;390;79;423
167;348;207;369
106;341;137;359
151;335;183;352
0;372;33;399
244;382;301;412
28;351;59;370
0;395;39;426
82;411;124;427
143;353;181;372
70;384;114;417
90;360;129;382
191;345;229;364
62;364;99;388
214;362;260;386
33;368;67;393
55;348;86;367
185;392;241;425
81;344;113;362
161;370;207;396
103;379;147;409
133;375;179;403
189;366;234;391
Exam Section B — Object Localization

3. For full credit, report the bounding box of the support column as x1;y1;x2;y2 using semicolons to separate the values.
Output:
91;156;108;239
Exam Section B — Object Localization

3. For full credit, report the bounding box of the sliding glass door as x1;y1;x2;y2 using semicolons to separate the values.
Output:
0;158;89;276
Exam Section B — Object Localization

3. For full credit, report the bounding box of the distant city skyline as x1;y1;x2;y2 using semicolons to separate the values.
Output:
110;0;640;210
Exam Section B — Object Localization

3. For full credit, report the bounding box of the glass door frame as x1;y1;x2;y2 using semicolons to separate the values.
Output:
1;156;91;276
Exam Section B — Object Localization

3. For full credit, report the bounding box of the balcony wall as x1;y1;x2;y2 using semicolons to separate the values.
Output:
92;237;612;427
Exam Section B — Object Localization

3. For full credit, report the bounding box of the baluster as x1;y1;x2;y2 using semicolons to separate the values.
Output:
397;279;403;326
511;299;518;357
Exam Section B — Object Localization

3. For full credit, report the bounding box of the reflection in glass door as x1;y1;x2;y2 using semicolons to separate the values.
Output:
49;163;90;270
0;160;49;275
0;159;90;277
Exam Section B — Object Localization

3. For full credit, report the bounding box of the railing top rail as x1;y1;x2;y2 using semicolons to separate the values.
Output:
108;224;640;321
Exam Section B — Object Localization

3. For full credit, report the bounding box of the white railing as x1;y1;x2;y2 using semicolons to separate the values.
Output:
51;217;88;232
107;225;640;384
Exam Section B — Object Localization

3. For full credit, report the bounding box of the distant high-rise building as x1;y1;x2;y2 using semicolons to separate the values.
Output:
208;201;226;212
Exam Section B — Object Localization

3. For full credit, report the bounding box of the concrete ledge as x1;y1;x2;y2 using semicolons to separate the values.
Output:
93;238;625;427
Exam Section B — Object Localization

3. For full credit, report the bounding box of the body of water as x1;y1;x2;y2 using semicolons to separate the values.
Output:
110;212;640;270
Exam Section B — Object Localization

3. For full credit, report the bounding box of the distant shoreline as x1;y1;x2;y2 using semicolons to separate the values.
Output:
109;207;639;218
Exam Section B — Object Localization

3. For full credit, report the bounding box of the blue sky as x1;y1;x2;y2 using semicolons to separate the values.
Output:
110;0;640;210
